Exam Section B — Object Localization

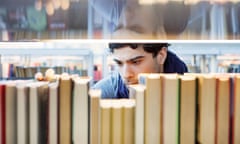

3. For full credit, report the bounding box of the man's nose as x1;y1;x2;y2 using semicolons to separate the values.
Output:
122;64;133;79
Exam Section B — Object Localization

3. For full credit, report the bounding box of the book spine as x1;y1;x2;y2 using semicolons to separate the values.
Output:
134;87;145;144
59;78;72;144
233;75;240;144
111;101;123;144
0;85;6;144
17;86;29;144
216;77;230;144
29;86;39;144
144;74;162;144
162;76;179;144
89;89;101;144
122;100;135;144
48;83;58;144
5;84;17;144
100;100;111;144
180;76;196;144
198;76;216;144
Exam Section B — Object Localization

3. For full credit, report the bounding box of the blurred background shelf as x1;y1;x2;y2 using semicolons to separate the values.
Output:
0;40;240;81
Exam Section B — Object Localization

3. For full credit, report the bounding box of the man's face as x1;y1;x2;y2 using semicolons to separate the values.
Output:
112;46;163;85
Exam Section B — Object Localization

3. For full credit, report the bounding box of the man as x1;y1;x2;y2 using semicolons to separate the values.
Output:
92;43;188;98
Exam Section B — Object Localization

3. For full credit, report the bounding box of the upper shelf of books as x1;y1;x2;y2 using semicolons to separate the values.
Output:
1;1;240;40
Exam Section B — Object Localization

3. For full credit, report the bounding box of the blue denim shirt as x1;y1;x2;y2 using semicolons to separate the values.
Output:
92;51;188;98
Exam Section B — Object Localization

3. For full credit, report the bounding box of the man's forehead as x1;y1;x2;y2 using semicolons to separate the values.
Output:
113;44;143;50
112;46;146;61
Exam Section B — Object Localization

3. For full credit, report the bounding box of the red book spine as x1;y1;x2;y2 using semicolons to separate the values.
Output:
0;84;6;144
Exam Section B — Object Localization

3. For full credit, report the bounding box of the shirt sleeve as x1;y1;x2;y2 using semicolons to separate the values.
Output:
91;71;129;99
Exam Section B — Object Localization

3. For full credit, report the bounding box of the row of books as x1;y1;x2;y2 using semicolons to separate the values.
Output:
0;64;88;79
8;30;87;41
95;73;240;144
131;73;240;144
0;75;91;144
1;73;240;144
227;64;240;73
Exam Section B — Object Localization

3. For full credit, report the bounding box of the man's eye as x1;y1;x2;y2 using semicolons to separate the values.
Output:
132;60;141;65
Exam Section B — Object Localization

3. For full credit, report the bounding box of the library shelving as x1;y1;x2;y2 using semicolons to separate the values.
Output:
0;41;95;80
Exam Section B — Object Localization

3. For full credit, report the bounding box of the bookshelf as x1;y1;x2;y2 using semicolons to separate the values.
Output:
0;41;94;80
169;41;240;73
1;40;240;79
1;40;240;144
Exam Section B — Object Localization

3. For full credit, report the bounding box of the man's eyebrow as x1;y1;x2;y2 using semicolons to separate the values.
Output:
113;56;145;64
128;56;145;62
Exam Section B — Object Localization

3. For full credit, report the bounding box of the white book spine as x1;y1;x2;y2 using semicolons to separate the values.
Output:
29;86;38;144
73;79;89;144
73;82;81;144
79;83;88;144
49;84;58;144
17;86;28;144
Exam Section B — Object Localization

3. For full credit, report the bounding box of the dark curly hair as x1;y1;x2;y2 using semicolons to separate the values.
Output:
109;43;170;57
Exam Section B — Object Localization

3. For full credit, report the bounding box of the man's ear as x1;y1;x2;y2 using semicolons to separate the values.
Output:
157;47;167;64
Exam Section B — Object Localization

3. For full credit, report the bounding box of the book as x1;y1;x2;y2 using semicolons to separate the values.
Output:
141;73;162;144
16;66;25;78
0;83;6;144
162;74;179;144
89;89;101;144
1;80;33;144
1;63;9;79
28;81;49;144
59;74;72;144
0;63;3;78
197;74;216;144
179;75;197;144
111;100;123;144
216;76;230;144
233;75;240;144
16;83;29;144
129;84;145;144
122;99;135;144
72;77;91;144
100;100;112;144
5;82;17;144
25;67;37;78
48;81;59;144
100;99;136;144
